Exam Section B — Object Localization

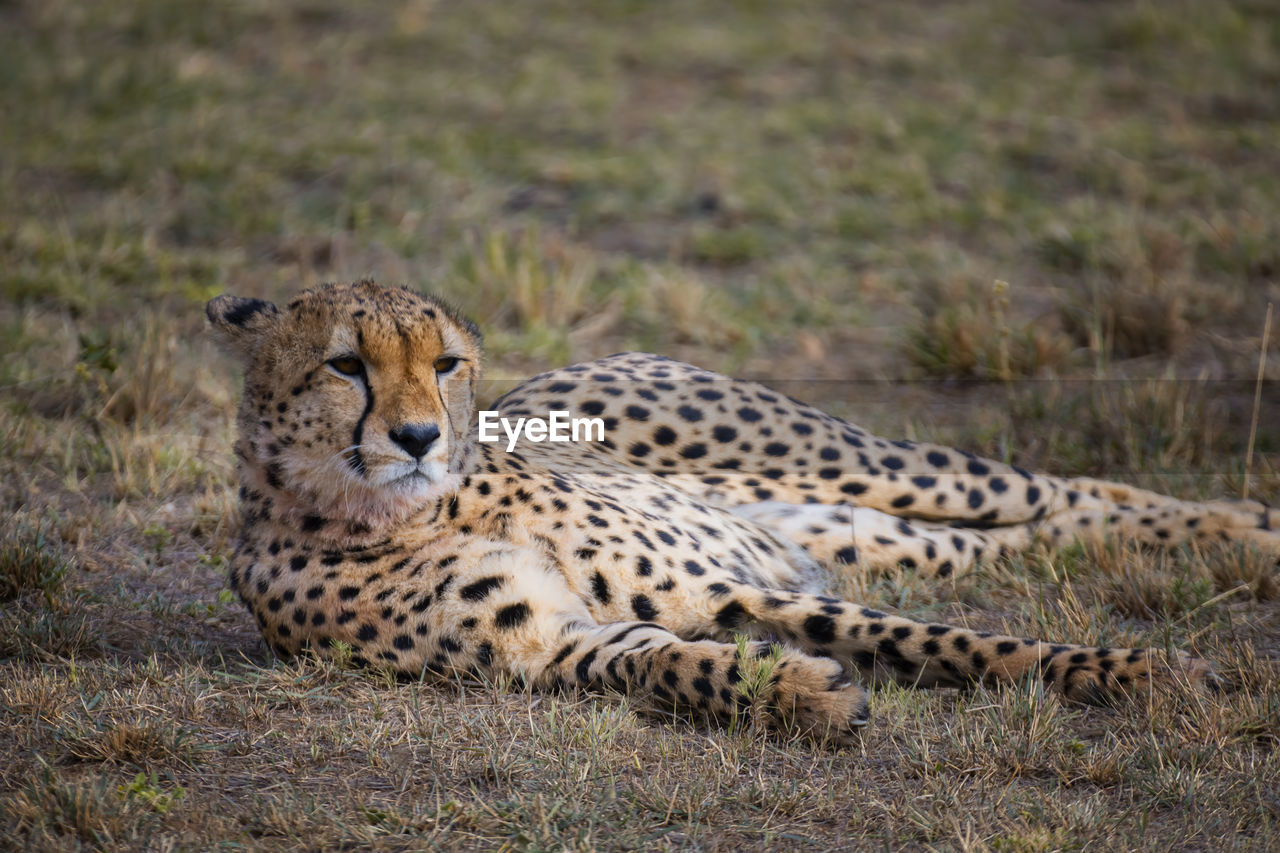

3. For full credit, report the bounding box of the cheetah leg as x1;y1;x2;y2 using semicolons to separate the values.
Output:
701;583;1211;703
323;539;870;742
1065;477;1276;526
732;500;1280;581
662;455;1278;561
1030;502;1280;553
545;622;870;742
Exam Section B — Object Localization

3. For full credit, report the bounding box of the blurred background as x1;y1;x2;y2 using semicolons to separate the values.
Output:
2;0;1278;487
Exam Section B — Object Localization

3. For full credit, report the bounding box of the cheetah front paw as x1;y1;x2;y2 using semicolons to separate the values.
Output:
764;653;870;743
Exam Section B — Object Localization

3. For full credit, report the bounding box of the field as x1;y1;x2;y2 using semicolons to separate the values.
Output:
2;0;1279;849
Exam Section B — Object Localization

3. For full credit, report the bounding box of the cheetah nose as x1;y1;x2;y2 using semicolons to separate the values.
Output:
389;423;441;459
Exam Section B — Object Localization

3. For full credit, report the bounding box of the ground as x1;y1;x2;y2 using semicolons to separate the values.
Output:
1;0;1279;849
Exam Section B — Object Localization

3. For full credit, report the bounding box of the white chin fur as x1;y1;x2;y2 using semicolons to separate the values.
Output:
286;458;459;532
376;459;449;491
344;460;457;525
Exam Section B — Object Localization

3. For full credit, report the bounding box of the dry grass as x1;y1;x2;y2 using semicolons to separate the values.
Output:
907;276;1073;380
0;522;71;606
3;0;1279;849
447;227;602;363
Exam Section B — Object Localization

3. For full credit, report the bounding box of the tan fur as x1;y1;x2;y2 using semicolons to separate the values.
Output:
209;281;1276;743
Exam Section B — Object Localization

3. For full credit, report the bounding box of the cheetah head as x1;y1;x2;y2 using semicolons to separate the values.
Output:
208;280;483;533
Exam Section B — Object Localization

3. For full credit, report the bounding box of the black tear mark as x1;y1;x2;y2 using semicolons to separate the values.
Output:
349;362;374;476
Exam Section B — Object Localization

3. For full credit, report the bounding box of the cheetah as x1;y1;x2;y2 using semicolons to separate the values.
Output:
208;280;1278;743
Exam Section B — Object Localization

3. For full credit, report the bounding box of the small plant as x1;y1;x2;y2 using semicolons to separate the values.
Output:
326;639;355;669
66;720;200;769
685;224;768;267
907;278;1071;379
77;331;119;375
1204;542;1279;602
141;524;173;564
198;552;228;572
1057;275;1191;360
445;227;601;361
2;769;153;845
118;771;185;814
618;263;747;348
996;372;1224;481
724;634;786;738
0;521;72;607
0;602;98;660
75;317;190;426
731;634;784;704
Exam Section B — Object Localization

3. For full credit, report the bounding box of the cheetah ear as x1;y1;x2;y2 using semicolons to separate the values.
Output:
206;294;280;361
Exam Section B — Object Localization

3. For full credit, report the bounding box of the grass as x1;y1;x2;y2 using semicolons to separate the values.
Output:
0;521;72;606
2;0;1278;848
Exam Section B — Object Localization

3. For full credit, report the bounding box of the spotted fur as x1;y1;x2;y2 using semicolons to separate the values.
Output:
208;281;1277;743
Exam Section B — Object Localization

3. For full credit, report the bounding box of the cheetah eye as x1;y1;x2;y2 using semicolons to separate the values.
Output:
434;356;460;375
327;355;363;376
